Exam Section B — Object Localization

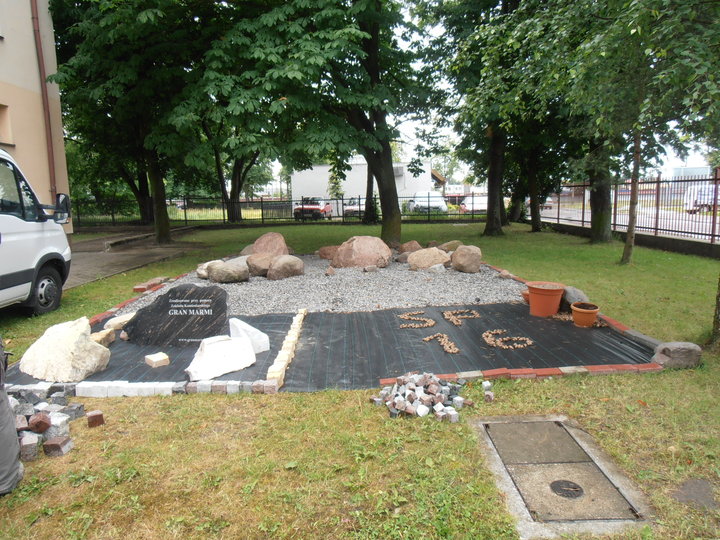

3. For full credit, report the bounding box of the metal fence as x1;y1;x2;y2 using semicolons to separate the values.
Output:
72;193;490;226
539;174;720;244
72;175;720;244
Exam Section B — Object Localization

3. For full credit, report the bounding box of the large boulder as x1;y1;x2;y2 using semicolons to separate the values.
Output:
317;245;340;260
560;286;590;313
398;240;422;254
438;240;463;252
652;342;702;369
247;253;274;277
331;236;392;268
267;255;304;280
19;317;110;383
451;245;483;273
207;257;249;283
252;232;289;257
196;259;223;280
407;247;451;271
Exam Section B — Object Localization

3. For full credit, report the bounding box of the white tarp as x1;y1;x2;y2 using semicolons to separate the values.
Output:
184;334;256;382
228;318;270;354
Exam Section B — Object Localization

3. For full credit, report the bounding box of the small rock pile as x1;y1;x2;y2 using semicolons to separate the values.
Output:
370;373;473;421
9;387;103;461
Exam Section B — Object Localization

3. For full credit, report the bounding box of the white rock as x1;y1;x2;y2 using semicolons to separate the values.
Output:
103;312;136;331
416;404;430;417
145;352;170;368
19;318;111;383
228;318;270;354
185;334;256;382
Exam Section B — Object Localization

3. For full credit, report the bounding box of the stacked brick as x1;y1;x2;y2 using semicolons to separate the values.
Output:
370;372;473;421
8;386;104;461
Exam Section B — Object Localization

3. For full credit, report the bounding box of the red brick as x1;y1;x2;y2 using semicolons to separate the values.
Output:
611;364;641;372
147;284;165;293
635;363;663;373
509;368;537;380
599;315;630;332
586;365;618;375
28;412;51;433
378;377;396;386
16;415;29;432
43;436;73;457
89;311;113;326
482;368;510;380
436;373;458;382
132;284;148;293
534;367;563;378
87;410;105;428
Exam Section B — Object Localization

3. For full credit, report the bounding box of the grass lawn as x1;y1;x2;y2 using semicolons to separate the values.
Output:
1;223;718;539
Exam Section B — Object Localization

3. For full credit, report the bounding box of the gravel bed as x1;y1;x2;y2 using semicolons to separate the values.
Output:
118;256;526;316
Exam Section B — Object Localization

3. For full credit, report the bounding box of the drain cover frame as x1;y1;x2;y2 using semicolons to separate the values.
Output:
471;414;653;540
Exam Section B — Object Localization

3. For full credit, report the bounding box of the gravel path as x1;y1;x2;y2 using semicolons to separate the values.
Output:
119;256;526;316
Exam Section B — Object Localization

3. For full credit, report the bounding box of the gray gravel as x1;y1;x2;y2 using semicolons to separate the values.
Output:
118;256;526;316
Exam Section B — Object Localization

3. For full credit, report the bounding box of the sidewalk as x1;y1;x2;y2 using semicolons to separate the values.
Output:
65;227;196;289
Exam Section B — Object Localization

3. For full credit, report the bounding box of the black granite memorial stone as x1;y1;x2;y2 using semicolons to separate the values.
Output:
123;284;228;347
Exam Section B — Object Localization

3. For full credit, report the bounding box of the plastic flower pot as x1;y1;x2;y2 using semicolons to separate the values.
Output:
526;281;565;317
570;301;600;328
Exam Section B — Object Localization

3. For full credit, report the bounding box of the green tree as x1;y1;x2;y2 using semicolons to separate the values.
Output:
51;0;224;242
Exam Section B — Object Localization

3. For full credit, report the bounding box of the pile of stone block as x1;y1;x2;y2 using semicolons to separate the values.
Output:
8;386;101;461
370;372;473;421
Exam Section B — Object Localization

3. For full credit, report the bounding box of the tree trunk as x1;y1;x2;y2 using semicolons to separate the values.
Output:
362;165;379;224
524;151;542;232
145;150;171;244
118;161;153;224
586;148;613;243
365;141;400;244
484;123;505;236
228;159;243;223
712;272;720;347
620;132;642;264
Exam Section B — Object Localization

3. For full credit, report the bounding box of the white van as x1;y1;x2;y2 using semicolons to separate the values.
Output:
0;149;71;314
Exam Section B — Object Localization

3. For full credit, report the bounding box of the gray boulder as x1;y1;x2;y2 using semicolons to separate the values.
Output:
207;257;249;283
407;247;450;271
560;286;590;313
247;253;274;277
451;245;483;273
331;236;392;268
652;342;702;369
267;255;305;280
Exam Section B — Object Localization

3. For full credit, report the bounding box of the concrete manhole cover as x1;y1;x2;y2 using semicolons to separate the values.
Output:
550;480;584;499
472;415;653;539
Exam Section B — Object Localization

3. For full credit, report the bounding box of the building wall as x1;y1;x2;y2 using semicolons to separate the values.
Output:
0;0;70;230
291;161;434;200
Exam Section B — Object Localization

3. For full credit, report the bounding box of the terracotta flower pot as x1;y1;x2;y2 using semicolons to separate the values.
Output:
526;281;565;317
521;289;530;304
571;301;599;328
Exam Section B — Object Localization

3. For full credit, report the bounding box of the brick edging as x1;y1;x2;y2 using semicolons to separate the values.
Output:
378;363;663;386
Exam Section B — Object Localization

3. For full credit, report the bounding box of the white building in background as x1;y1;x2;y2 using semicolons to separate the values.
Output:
290;161;440;202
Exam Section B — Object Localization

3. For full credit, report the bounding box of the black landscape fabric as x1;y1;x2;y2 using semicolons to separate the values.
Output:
282;303;654;392
7;303;654;392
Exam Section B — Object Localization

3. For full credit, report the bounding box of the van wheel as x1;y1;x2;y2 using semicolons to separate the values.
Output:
24;266;62;315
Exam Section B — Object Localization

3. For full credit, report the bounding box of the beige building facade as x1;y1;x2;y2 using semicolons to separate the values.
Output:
0;0;70;230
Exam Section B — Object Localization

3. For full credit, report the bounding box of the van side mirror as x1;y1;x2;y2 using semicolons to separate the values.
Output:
53;193;71;224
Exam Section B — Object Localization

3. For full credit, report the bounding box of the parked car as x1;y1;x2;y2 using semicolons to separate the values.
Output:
459;194;488;214
683;184;716;214
407;191;448;213
293;197;332;220
0;149;71;314
343;197;365;218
